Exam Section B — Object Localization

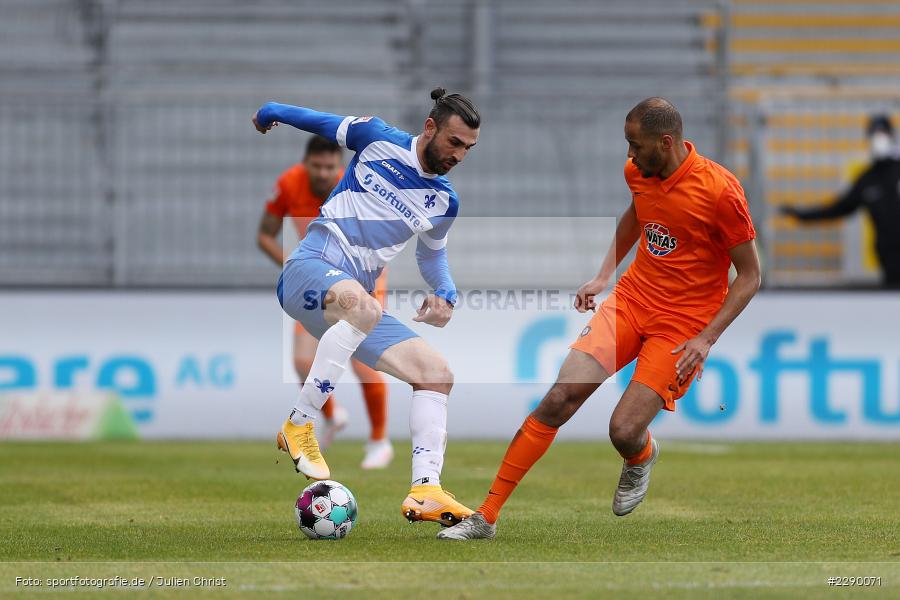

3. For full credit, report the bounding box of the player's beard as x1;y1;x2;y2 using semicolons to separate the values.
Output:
423;138;450;176
310;180;333;199
637;150;664;178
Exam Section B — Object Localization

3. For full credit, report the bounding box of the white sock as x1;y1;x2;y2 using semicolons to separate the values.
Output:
409;390;448;486
290;320;367;425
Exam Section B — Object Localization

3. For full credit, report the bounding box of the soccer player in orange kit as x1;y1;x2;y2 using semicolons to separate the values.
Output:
438;97;761;539
257;135;393;469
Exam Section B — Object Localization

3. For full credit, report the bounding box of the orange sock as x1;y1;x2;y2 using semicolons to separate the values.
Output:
477;415;558;524
353;361;388;441
361;381;387;440
624;431;653;465
320;395;335;420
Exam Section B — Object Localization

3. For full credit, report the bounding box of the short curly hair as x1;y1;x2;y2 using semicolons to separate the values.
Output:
626;97;682;139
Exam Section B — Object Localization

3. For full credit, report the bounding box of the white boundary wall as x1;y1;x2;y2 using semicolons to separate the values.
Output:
1;291;898;440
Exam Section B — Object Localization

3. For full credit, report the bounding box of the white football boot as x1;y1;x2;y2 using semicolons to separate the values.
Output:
612;438;659;516
360;439;394;470
436;513;496;540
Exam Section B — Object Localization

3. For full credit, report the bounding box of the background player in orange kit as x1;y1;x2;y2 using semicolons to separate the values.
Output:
257;135;393;469
439;97;762;540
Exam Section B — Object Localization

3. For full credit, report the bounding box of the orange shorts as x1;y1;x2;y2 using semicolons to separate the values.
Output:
570;292;705;411
293;270;388;336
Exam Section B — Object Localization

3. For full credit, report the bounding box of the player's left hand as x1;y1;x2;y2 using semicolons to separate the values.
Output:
574;277;608;313
671;335;714;383
413;294;453;327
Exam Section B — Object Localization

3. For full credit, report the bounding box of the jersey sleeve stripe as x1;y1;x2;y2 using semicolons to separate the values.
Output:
417;231;447;251
335;116;356;148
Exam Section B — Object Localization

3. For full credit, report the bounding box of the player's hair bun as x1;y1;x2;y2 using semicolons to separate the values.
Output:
427;88;481;129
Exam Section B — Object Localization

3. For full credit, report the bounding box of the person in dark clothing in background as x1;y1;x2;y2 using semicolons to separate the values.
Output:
781;114;900;288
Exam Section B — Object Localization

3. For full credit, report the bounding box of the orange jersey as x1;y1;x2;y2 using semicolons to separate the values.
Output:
265;163;344;237
616;141;755;320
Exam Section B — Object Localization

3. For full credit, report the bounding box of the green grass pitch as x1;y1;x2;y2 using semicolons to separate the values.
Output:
1;440;898;598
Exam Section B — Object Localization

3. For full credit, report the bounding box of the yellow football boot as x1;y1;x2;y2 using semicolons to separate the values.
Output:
401;485;474;527
277;419;330;480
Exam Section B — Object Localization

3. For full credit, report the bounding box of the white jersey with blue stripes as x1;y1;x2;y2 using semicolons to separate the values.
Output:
256;102;459;303
313;115;457;281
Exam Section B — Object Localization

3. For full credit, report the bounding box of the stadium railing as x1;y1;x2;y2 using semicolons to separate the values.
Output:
0;0;725;289
700;0;900;287
740;90;900;287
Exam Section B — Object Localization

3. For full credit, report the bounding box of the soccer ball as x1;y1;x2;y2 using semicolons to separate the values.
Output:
295;480;358;540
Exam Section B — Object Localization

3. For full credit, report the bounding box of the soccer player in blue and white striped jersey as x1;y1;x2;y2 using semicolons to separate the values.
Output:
253;88;479;526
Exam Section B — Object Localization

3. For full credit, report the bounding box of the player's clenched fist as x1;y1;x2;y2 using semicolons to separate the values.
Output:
413;294;453;327
574;277;608;313
252;112;277;134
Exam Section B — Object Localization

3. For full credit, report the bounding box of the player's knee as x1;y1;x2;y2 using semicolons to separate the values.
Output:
608;419;642;447
540;386;564;413
342;294;382;332
535;385;580;424
412;357;454;394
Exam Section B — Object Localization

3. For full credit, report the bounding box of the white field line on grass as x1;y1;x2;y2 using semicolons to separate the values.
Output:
236;581;822;592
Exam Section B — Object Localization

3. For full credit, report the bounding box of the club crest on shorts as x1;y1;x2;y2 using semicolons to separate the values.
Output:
644;222;678;257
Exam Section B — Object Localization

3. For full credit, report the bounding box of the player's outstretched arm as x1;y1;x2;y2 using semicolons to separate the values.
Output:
780;184;863;222
575;201;640;312
252;102;350;142
672;239;761;381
